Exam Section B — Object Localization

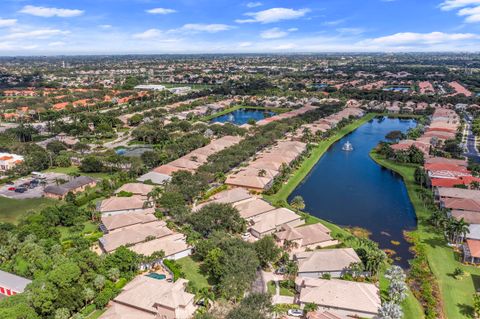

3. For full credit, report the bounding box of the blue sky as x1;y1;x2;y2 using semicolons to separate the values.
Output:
0;0;480;54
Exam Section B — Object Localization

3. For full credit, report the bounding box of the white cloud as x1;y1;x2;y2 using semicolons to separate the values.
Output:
0;18;17;27
236;7;310;24
260;27;289;39
133;28;163;39
364;31;478;45
273;43;296;50
323;19;346;26
246;2;262;8
439;0;480;10
180;24;233;33
458;5;480;22
288;28;299;32
3;29;70;40
238;41;253;47
146;8;177;14
48;41;66;47
99;24;112;29
19;5;84;18
336;27;365;35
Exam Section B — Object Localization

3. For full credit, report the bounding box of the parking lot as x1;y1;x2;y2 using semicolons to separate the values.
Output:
0;173;70;199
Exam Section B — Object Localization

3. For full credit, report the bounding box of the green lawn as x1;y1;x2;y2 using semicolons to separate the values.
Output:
177;256;210;290
371;151;480;319
44;166;113;179
0;196;57;223
85;309;106;319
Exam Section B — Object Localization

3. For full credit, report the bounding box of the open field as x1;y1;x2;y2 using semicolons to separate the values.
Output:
371;151;480;319
0;196;57;223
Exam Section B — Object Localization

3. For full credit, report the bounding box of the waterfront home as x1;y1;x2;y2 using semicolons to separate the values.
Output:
97;195;149;217
295;277;380;318
44;176;97;200
0;270;31;297
440;197;480;213
100;276;196;319
100;209;157;233
435;187;480;203
431;176;480;188
275;223;338;251
463;239;480;264
425;157;468;167
391;139;430;156
115;183;155;199
294;248;362;278
249;207;304;238
99;220;173;253
465;224;480;241
0;152;24;172
130;233;193;268
451;210;480;224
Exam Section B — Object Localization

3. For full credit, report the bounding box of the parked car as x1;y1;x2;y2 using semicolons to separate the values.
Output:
14;188;27;193
287;309;303;317
7;187;16;191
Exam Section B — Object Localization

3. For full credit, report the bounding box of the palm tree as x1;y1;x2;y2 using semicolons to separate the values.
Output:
290;195;305;211
195;287;215;310
454;218;470;244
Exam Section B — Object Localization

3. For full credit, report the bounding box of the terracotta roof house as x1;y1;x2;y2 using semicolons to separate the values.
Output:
115;183;155;198
466;224;480;241
306;311;346;319
294;248;362;278
44;176;96;199
97;195;149;217
100;276;196;319
100;210;157;233
463;239;480;264
233;198;276;219
0;270;32;297
193;188;253;212
275;223;338;251
130;233;193;267
441;197;480;213
436;187;480;202
99;220;172;253
425;157;468;167
451;210;480;224
295;277;380;318
137;171;172;185
249;208;304;238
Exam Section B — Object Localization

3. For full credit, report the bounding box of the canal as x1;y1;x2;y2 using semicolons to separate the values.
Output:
289;117;418;267
210;108;276;125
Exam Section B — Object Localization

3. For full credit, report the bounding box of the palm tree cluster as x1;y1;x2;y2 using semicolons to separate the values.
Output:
429;209;470;245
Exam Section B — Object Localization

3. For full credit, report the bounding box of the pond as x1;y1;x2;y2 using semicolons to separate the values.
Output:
288;117;418;267
210;108;276;125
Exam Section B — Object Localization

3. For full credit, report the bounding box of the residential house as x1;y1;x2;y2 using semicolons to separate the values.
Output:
44;176;97;199
295;277;380;318
97;195;150;217
249;207;304;238
294;248;362;278
100;276;196;319
0;153;24;172
0;270;32;297
275;223;338;251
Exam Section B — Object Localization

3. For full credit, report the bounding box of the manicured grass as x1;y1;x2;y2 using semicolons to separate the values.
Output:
264;113;377;205
0;196;57;223
44;166;113;179
267;281;276;295
86;309;106;319
371;151;480;319
176;256;210;290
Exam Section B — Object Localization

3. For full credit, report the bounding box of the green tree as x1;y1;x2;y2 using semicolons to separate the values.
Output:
254;236;282;268
290;195;305;210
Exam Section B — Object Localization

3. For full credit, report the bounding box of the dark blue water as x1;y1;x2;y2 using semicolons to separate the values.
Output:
289;117;418;267
210;108;276;125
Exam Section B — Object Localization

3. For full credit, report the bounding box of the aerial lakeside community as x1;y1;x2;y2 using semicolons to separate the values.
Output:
0;54;480;319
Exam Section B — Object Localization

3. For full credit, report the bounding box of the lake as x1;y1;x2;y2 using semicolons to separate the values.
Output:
210;108;276;125
288;117;418;267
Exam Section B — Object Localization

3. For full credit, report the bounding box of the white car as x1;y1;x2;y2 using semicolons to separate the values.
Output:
287;309;303;317
241;232;251;240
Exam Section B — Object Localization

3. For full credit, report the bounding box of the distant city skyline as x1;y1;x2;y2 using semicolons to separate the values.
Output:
0;0;480;55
